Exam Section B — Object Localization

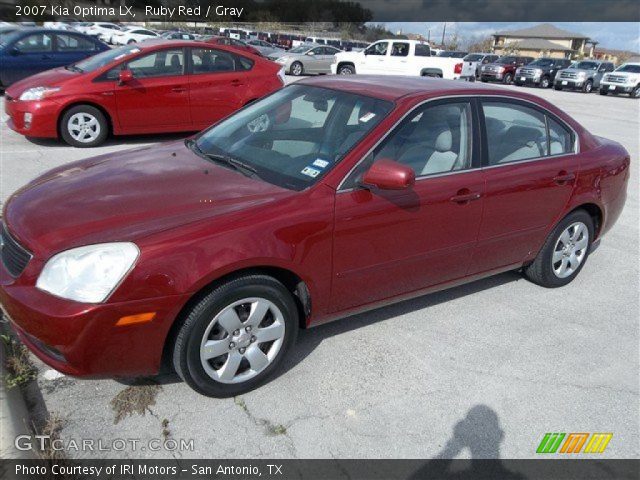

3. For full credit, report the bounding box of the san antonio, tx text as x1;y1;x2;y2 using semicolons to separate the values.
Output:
16;463;284;477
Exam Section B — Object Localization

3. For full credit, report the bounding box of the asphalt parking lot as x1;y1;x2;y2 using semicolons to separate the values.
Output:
1;78;638;460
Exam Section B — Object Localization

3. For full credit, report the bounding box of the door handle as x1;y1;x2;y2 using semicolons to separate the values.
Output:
230;79;243;86
450;191;482;204
553;171;575;184
171;87;187;93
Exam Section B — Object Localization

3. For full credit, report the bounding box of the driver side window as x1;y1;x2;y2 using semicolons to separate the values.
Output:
365;42;388;56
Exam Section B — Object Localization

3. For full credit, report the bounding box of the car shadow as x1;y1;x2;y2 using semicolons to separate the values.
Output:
408;405;527;479
24;132;193;149
119;271;522;388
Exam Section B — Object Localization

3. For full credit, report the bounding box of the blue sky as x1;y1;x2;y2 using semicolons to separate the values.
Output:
380;22;640;51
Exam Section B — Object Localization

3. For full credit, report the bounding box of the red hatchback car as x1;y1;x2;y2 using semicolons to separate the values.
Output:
4;40;284;147
0;77;629;396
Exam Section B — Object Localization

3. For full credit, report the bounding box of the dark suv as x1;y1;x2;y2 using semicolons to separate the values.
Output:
514;58;572;88
480;56;534;84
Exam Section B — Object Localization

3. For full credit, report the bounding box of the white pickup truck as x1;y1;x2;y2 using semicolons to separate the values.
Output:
330;39;463;79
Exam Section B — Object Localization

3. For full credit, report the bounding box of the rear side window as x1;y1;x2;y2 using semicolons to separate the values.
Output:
190;48;248;74
56;34;96;52
415;44;431;57
548;117;573;155
482;102;548;165
14;33;53;52
390;42;409;57
127;49;184;77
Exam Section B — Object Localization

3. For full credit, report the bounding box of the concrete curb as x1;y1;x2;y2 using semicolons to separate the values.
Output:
0;335;36;459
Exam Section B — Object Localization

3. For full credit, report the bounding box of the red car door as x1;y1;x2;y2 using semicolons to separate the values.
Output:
469;99;580;274
187;47;247;128
331;100;485;312
114;47;191;131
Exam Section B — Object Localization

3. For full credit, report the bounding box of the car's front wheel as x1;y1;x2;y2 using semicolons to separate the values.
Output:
503;73;513;84
540;76;551;88
523;210;594;288
172;275;299;397
338;64;355;75
290;61;303;76
631;85;640;99
60;105;108;148
583;79;593;93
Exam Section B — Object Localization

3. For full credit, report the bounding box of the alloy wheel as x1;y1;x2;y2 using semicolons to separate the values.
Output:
291;62;303;76
67;113;101;143
552;222;589;278
632;86;640;98
541;77;550;88
199;298;285;384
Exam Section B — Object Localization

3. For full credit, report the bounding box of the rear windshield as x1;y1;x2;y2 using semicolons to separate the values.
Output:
463;54;484;61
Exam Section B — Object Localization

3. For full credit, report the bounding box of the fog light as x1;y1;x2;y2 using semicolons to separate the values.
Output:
23;112;32;129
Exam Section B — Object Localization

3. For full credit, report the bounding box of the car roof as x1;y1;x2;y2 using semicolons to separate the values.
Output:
297;75;527;102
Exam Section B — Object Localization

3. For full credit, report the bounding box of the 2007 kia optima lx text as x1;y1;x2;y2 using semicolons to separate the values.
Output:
0;77;630;397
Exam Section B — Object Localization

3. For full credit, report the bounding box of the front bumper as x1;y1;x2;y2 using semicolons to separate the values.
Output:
599;83;635;93
0;259;190;378
5;96;60;138
514;75;541;86
554;78;586;90
480;72;504;81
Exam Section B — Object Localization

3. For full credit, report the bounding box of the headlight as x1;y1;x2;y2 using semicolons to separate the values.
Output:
36;243;139;303
577;71;587;78
535;68;542;75
275;57;287;64
19;87;61;101
497;66;505;72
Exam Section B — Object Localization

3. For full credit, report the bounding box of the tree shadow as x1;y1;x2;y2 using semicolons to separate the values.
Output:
409;405;527;480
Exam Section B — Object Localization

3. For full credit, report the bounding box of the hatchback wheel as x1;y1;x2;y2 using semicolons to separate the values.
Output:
60;105;108;148
523;210;594;288
290;61;303;76
338;64;355;75
172;275;299;397
583;79;593;93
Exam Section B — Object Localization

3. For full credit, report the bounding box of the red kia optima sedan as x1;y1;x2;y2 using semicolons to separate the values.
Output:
4;40;284;147
0;77;629;396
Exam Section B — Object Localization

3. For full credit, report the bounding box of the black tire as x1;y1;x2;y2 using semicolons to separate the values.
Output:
540;76;551;88
554;85;563;91
599;88;608;95
503;73;513;84
632;85;640;99
172;275;299;397
290;61;303;76
523;210;594;288
338;64;355;75
582;79;593;93
127;39;136;44
59;105;108;148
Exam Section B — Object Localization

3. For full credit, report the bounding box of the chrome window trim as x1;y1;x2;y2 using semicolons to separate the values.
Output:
336;94;579;192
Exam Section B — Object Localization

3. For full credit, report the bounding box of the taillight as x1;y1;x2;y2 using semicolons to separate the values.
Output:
454;63;463;74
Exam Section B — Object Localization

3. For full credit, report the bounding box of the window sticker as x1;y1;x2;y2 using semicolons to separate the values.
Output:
359;112;376;123
312;159;329;168
301;166;321;178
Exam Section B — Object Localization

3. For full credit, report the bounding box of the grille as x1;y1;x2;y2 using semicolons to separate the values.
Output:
1;223;32;278
560;72;577;79
520;68;537;76
606;75;627;84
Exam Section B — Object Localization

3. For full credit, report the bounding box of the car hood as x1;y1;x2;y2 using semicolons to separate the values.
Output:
4;141;293;256
560;68;596;74
5;67;81;98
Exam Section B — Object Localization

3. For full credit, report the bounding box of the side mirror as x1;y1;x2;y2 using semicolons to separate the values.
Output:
361;159;415;191
118;69;133;85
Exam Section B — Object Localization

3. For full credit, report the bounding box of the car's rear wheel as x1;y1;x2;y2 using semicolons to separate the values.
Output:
583;79;593;93
172;275;299;397
60;105;108;148
523;210;594;288
290;61;303;76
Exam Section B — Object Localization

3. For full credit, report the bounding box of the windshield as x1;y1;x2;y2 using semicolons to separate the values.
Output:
574;61;599;70
463;54;483;61
496;56;517;64
194;85;394;191
288;45;314;54
616;64;640;73
73;45;141;73
0;29;21;46
528;59;554;67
